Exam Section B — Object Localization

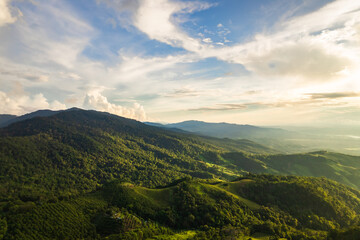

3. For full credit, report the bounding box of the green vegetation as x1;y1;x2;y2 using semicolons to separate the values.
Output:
1;109;277;203
4;176;360;239
1;109;360;239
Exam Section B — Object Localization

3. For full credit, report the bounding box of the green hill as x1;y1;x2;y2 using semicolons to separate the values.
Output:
200;150;360;190
2;175;360;239
1;108;360;239
260;151;360;190
0;108;277;202
1;109;360;201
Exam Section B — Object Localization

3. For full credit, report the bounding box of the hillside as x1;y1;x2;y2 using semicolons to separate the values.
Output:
2;175;360;239
0;108;278;202
1;109;360;239
1;108;360;204
0;115;16;126
0;109;61;128
217;151;360;190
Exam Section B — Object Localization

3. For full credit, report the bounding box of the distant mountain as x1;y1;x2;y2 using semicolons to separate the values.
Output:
145;120;304;153
0;109;63;128
148;121;360;155
144;121;190;134
0;114;16;126
2;108;360;239
153;120;293;139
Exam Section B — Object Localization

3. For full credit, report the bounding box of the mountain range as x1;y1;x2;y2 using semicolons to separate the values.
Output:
146;120;360;155
1;108;360;239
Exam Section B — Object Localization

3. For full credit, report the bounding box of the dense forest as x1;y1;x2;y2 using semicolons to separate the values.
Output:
1;109;360;239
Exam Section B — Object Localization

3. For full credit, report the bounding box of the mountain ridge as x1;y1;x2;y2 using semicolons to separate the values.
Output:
1;108;360;239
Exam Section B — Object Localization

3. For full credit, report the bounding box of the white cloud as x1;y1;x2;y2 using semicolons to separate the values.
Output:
0;91;66;115
0;1;94;69
1;0;360;126
100;0;360;84
202;38;212;43
133;0;204;51
107;53;198;85
244;42;351;81
99;0;214;52
83;88;147;121
0;62;50;83
0;0;21;27
201;0;360;82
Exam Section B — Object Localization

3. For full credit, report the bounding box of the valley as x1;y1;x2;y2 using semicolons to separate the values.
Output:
0;109;360;239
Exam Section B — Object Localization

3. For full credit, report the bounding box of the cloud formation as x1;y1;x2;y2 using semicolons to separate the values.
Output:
189;103;247;112
1;0;360;126
0;91;66;115
98;0;213;52
307;92;360;99
0;63;49;82
83;89;147;121
203;0;360;82
164;87;200;98
244;43;351;81
99;0;360;84
0;0;20;27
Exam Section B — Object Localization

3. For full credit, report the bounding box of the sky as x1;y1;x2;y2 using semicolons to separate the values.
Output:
0;0;360;126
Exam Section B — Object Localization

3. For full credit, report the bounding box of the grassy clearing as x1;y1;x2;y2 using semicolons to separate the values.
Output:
135;187;174;207
217;179;261;210
148;230;197;239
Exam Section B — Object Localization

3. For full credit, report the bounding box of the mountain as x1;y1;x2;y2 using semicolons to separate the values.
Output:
1;108;360;203
0;109;63;128
161;120;292;139
147;120;306;153
149;121;360;155
0;108;278;201
1;108;360;239
0;114;16;126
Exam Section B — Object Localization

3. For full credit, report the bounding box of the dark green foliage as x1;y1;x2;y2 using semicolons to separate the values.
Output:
328;226;360;240
1;109;360;239
0;218;7;240
5;202;96;239
3;175;360;239
239;175;360;230
105;223;174;240
99;177;360;239
260;152;360;190
0;109;247;202
1;109;360;205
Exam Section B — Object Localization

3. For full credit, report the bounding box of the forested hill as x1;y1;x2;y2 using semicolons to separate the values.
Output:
1;108;360;203
1;108;360;239
0;115;16;126
2;175;360;239
0;108;277;202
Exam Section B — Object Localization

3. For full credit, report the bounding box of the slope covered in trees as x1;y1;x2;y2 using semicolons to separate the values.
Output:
1;108;360;239
2;175;360;239
1;109;359;201
0;108;277;202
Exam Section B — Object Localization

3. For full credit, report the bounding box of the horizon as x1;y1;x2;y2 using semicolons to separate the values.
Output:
1;0;360;126
4;107;360;131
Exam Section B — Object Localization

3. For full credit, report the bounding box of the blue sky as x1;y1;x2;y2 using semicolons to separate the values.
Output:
0;0;360;126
